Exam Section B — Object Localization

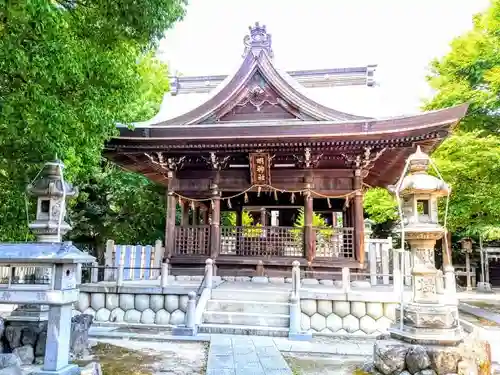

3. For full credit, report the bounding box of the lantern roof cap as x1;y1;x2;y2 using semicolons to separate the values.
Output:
26;160;78;198
397;146;449;196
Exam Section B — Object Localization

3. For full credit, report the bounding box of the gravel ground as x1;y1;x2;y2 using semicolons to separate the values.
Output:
90;339;208;375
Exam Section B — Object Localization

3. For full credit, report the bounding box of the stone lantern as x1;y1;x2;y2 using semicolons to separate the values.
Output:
27;159;78;243
10;160;78;322
389;146;462;344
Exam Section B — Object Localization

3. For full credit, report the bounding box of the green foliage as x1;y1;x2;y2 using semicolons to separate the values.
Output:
424;0;500;240
293;208;329;228
68;164;167;260
0;0;185;242
424;1;500;133
432;132;500;239
221;211;255;227
363;188;398;224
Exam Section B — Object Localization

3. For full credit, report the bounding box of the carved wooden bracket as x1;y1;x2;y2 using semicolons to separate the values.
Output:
293;147;323;168
144;152;186;175
342;147;386;170
202;152;231;170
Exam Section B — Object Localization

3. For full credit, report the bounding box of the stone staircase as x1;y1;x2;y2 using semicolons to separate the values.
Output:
198;288;291;336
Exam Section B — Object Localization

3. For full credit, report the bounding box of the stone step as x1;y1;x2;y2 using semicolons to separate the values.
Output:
199;323;289;337
210;288;290;302
206;299;290;315
203;311;290;327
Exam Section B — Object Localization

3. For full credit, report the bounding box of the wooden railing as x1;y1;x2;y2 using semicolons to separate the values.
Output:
220;226;304;257
174;225;210;256
314;227;354;258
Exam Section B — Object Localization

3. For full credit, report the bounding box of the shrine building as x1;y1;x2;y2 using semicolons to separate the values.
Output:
104;23;468;276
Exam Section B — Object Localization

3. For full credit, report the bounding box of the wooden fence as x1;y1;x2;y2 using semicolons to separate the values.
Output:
103;240;164;281
102;237;403;285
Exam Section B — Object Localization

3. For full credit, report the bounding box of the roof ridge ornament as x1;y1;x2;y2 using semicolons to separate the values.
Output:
243;22;273;59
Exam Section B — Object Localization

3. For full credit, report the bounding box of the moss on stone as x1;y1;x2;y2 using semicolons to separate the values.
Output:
74;343;160;375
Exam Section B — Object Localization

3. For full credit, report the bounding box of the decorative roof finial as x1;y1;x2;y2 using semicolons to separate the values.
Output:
407;145;430;174
243;22;273;59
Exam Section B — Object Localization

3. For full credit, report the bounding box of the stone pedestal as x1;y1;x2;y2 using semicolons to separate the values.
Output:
389;232;464;346
372;336;491;375
390;303;462;345
477;281;493;293
37;305;78;375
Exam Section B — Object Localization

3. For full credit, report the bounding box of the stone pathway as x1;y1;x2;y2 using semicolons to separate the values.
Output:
206;335;292;375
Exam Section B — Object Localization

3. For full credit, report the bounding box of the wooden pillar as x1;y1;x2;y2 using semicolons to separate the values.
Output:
210;183;221;258
235;206;243;255
353;169;365;265
165;186;177;259
304;192;314;262
181;201;189;226
236;208;243;227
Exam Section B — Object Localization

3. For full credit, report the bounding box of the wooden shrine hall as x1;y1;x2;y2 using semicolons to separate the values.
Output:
104;22;468;275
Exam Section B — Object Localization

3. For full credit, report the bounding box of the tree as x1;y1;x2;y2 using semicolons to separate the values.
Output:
68;164;168;261
363;188;398;224
0;0;186;241
423;0;500;240
363;187;399;238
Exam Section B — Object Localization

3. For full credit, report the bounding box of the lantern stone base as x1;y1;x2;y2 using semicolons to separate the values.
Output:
33;364;80;375
477;282;493;293
388;302;463;345
371;336;491;375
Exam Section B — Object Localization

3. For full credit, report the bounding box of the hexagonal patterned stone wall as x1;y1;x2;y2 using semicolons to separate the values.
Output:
300;299;398;335
74;292;188;325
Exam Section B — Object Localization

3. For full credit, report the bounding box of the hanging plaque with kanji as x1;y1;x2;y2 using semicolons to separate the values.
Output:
250;153;271;185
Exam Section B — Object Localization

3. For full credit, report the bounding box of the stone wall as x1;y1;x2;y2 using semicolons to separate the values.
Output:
300;299;398;335
75;291;190;325
0;314;93;365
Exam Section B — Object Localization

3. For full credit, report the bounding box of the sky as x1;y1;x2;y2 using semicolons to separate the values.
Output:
157;0;490;117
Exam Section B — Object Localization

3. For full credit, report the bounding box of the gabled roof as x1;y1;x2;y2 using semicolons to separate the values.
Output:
136;22;374;127
106;23;469;188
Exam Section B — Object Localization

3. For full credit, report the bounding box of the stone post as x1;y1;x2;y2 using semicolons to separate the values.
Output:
292;260;301;296
153;239;164;279
444;264;457;293
41;263;79;375
393;268;402;294
289;293;300;335
369;242;377;286
186;292;196;329
116;264;124;287
342;267;350;293
204;259;213;289
90;262;98;283
104;239;115;281
173;291;197;336
76;263;82;285
161;260;169;288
